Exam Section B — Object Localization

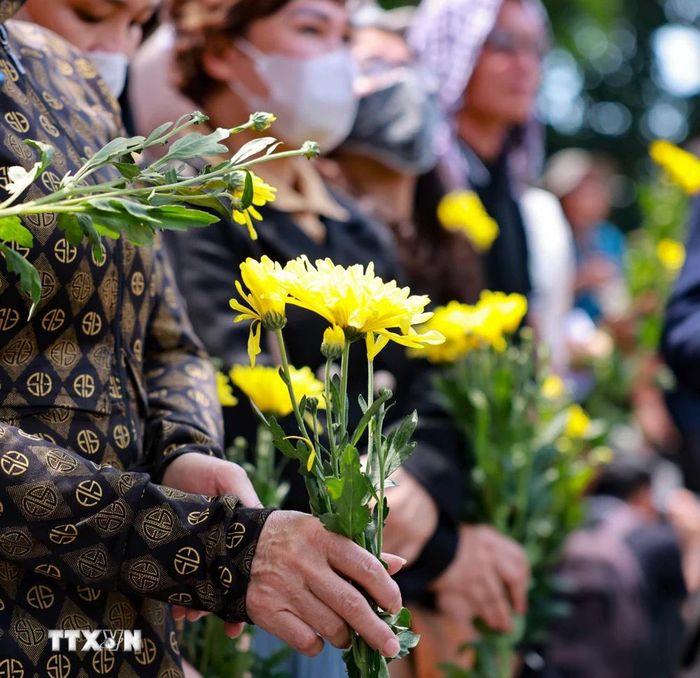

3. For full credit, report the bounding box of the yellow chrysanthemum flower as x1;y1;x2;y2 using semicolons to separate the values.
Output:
437;190;500;252
564;404;591;439
541;374;566;400
229;256;288;366
478;291;528;333
650;140;700;195
656;238;686;273
230;364;324;418
231;172;277;240
282;256;444;360
216;372;238;407
410;291;527;363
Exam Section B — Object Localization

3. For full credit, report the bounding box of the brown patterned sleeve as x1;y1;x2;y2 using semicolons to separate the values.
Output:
0;423;274;623
142;240;226;483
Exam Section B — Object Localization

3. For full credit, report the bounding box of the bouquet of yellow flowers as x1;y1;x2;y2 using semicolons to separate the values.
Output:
412;292;608;678
228;255;444;677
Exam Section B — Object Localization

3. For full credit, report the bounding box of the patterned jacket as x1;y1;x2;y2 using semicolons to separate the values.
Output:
0;9;271;676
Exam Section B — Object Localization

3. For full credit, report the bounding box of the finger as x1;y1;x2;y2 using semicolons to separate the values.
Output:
259;611;324;656
186;610;210;622
172;606;186;621
327;536;402;614
479;574;513;632
381;553;407;576
309;573;399;658
497;562;529;616
224;622;245;639
215;462;262;508
294;588;351;649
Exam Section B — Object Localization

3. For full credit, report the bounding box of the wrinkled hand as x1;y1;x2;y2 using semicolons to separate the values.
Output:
162;452;262;637
431;525;530;633
247;510;405;656
383;468;439;565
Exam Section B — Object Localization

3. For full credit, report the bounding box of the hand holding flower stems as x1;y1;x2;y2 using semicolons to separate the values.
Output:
0;111;318;317
228;254;444;677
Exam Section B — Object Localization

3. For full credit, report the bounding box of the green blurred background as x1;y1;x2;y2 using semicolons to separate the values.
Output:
378;0;700;230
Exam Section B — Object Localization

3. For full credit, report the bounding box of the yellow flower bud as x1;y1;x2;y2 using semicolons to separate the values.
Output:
321;325;345;359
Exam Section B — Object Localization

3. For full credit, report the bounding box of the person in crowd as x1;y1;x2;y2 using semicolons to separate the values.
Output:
129;0;530;674
407;0;575;372
531;456;686;678
543;149;630;328
0;2;407;673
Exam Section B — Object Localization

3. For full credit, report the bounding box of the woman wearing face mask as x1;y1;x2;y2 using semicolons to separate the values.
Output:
139;0;473;674
17;0;160;130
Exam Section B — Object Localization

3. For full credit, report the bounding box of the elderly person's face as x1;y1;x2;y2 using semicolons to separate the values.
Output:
463;0;545;126
21;0;158;57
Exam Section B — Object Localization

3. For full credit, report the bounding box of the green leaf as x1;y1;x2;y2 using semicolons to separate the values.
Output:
112;161;140;180
323;445;372;540
151;205;219;231
379;411;418;485
230;136;278;165
240;170;254;209
143;120;175;147
0;216;33;248
350;389;393;447
24;139;55;175
83;135;145;170
0;243;41;317
159;128;230;163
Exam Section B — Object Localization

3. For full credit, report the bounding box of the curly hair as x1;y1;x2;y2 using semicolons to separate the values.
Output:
169;0;290;103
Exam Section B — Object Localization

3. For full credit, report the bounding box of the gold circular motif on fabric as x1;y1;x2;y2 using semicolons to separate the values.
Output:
142;507;174;542
81;311;102;336
128;560;159;591
26;584;54;610
46;654;71;678
0;451;28;476
0;307;19;331
46;450;78;473
174;546;200;576
22;485;58;517
49;524;78;546
0;657;25;677
77;548;108;579
77;429;100;455
134;637;157;666
26;371;53;397
4;111;29;134
91;650;115;675
42;308;66;333
73;373;95;399
75;479;103;507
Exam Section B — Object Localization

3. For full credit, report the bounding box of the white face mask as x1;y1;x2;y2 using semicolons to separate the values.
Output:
88;50;129;99
235;41;358;153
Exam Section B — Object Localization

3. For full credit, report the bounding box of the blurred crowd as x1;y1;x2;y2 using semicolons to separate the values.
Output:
6;0;700;676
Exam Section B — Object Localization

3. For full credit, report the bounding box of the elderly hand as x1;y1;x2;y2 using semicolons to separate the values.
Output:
247;510;405;657
162;452;263;637
382;468;439;565
431;524;530;633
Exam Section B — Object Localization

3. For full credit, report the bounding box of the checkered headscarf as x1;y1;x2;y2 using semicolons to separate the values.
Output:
409;0;548;191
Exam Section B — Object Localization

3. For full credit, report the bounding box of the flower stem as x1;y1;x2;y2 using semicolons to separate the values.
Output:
338;342;351;440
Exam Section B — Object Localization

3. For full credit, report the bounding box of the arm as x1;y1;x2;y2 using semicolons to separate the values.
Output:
662;197;700;393
0;421;272;622
142;239;227;483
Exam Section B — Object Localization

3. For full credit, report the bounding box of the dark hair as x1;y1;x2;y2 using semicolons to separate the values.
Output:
170;0;290;103
591;458;653;502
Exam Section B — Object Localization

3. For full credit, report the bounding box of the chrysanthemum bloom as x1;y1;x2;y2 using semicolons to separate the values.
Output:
478;291;528;334
650;140;700;195
541;374;566;400
656;238;686;273
229;256;289;366
282;256;444;360
437;190;500;252
230;364;325;418
564;404;591;439
216;372;238;407
230;171;277;240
